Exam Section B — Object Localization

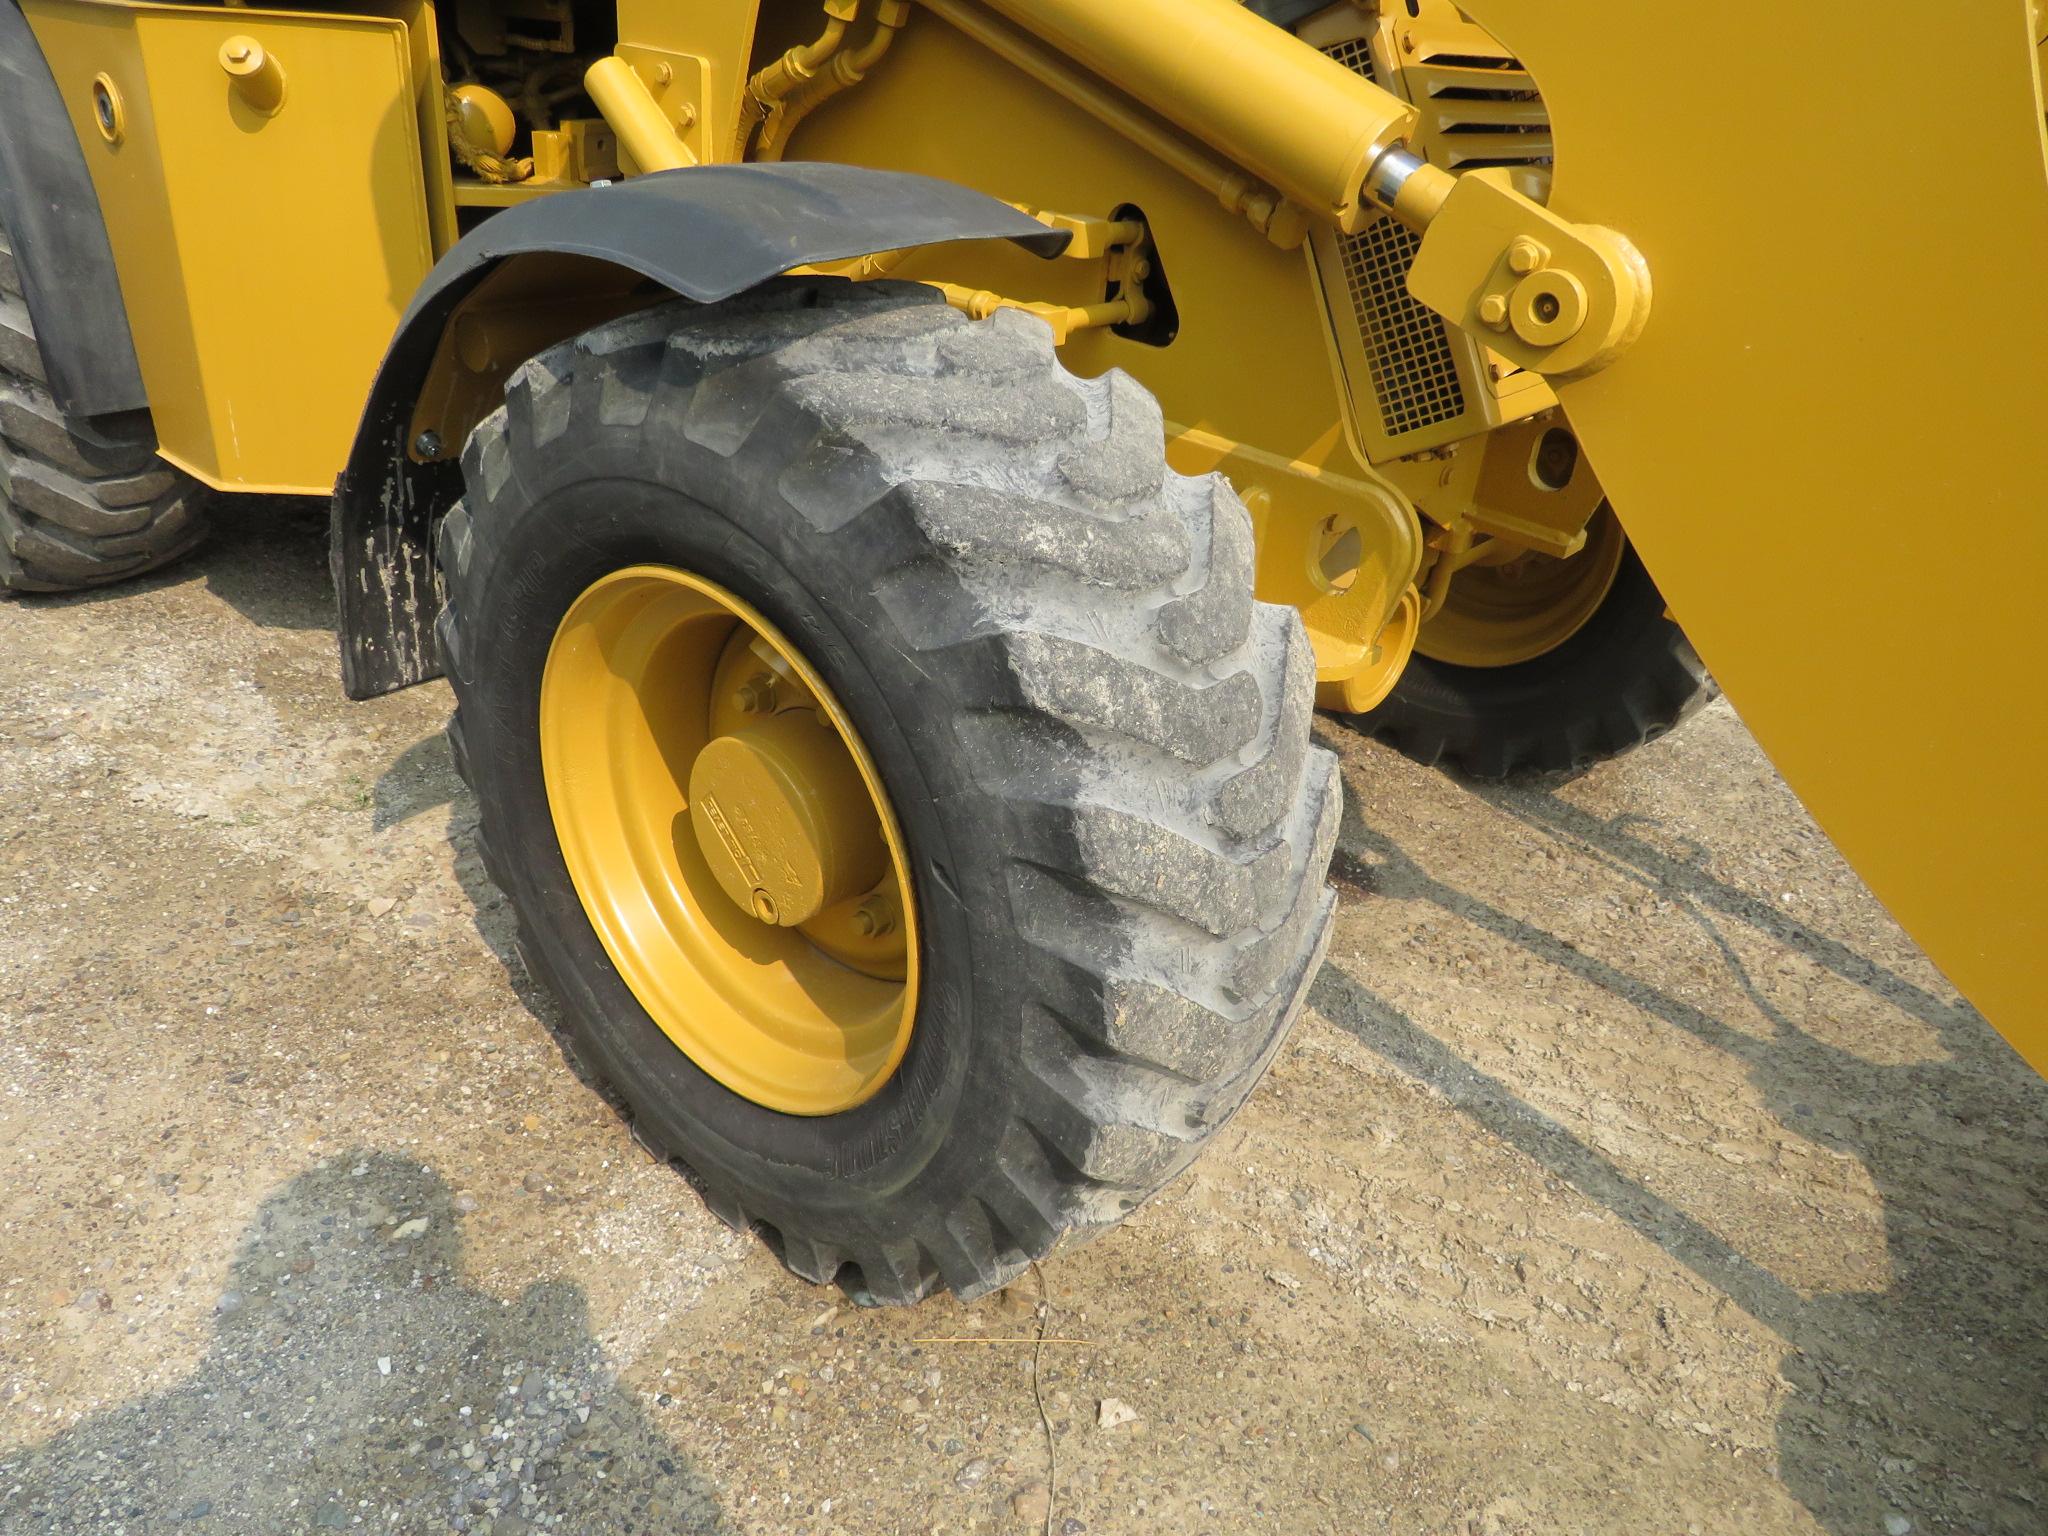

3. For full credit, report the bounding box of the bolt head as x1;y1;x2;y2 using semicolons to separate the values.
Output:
1508;238;1548;275
1478;293;1511;330
413;430;443;458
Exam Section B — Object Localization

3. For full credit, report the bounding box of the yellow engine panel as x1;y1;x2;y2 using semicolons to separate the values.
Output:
21;0;434;492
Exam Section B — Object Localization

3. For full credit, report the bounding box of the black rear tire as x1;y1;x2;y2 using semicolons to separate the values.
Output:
435;280;1338;1302
1351;540;1713;777
0;227;207;593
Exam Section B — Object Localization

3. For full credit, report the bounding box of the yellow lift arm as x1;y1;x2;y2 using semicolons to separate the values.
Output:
1459;0;2048;1071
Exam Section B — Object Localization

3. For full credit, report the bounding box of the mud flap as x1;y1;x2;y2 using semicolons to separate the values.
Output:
1464;0;2048;1069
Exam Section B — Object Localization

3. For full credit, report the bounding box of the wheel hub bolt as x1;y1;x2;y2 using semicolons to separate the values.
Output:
853;895;897;937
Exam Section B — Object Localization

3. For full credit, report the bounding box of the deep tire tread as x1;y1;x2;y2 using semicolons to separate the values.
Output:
0;226;208;594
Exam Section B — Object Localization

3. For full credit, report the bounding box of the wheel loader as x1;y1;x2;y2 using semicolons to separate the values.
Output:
2;0;2043;1302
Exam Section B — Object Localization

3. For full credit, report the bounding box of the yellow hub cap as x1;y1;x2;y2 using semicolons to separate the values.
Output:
1416;507;1628;669
540;565;917;1115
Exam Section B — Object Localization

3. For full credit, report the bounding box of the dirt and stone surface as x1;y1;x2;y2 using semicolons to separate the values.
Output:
2;497;2044;1535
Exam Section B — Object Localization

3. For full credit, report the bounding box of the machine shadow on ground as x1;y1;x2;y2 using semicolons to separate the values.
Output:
0;1153;727;1535
1316;774;2048;1536
192;496;338;634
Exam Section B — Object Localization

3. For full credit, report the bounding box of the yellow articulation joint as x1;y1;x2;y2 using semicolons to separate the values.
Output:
1404;168;1651;380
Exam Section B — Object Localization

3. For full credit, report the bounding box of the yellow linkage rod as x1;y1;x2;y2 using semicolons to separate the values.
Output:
918;0;1310;247
965;0;1426;233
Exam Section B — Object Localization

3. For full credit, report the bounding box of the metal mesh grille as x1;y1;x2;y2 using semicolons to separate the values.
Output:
1338;214;1465;436
1321;34;1376;79
1321;36;1467;438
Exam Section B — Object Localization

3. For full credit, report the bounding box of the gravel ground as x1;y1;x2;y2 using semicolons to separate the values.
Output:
2;497;2044;1536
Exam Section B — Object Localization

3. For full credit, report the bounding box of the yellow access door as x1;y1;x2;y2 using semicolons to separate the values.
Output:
22;0;436;492
1465;0;2048;1071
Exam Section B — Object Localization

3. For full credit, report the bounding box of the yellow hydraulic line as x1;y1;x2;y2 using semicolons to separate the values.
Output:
931;283;1147;342
1418;522;1484;623
961;0;1434;232
918;0;1309;246
585;56;696;172
759;0;912;161
738;0;860;158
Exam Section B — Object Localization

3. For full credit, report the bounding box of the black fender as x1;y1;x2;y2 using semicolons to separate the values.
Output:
332;161;1067;699
0;0;151;422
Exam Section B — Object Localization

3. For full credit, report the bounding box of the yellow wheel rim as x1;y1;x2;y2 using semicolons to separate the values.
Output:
1416;507;1628;669
540;565;918;1116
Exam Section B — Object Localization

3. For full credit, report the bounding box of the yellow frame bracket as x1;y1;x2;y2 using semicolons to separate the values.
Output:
585;54;697;172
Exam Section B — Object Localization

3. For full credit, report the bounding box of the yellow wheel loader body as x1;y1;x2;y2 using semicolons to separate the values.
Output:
4;0;2043;1206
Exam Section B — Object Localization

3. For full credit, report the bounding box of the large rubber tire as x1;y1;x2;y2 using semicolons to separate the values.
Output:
1352;541;1713;777
436;280;1338;1302
0;227;207;593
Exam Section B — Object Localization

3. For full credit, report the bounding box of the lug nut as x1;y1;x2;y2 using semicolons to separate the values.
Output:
853;896;897;937
735;677;777;714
